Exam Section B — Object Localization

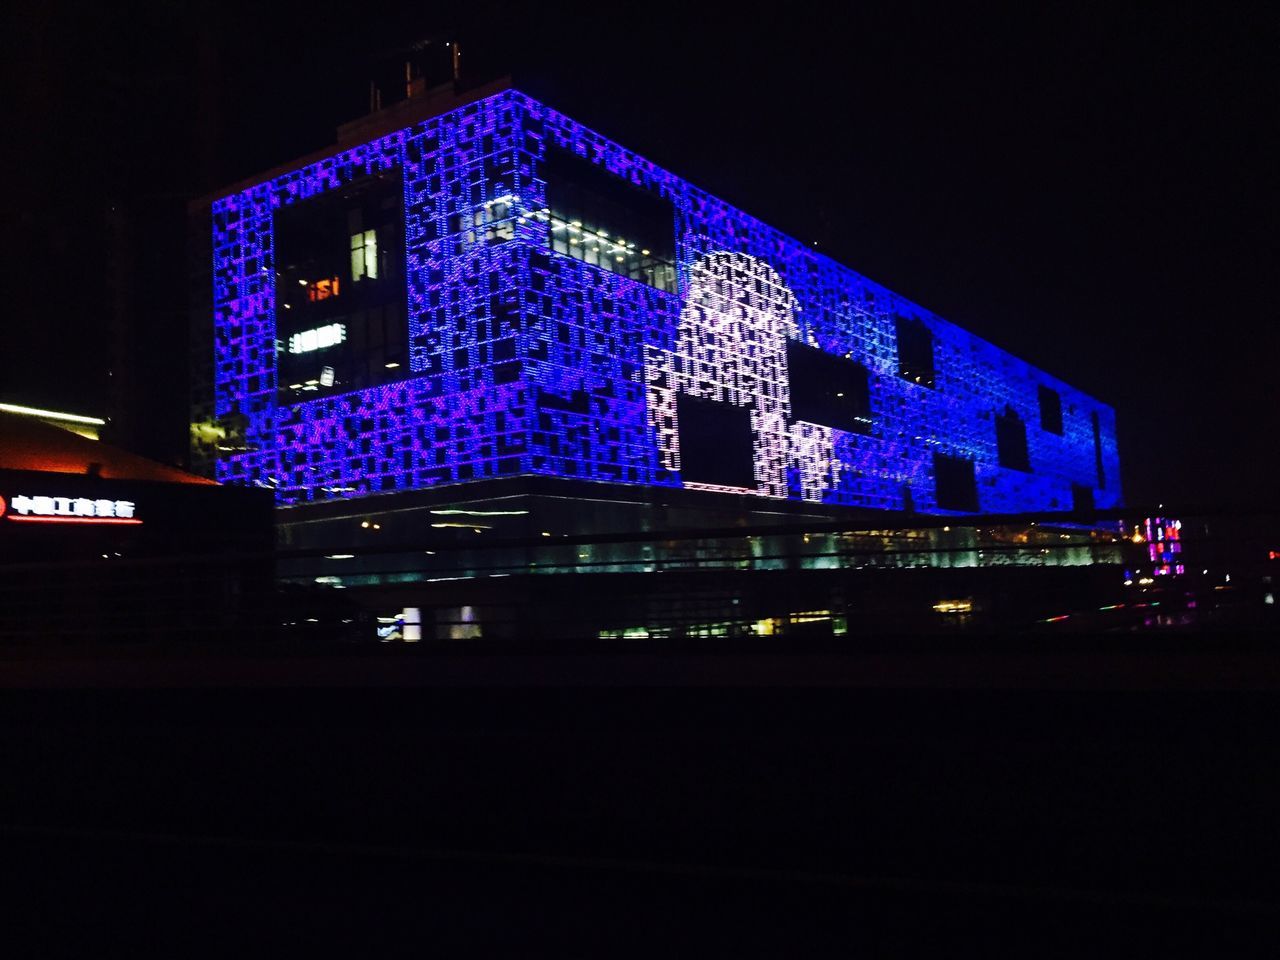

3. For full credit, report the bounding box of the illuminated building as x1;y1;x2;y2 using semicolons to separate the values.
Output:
196;81;1120;521
1125;516;1186;580
1145;517;1185;577
190;76;1126;643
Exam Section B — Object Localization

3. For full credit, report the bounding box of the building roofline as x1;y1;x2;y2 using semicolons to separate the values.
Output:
188;76;514;214
189;79;1115;411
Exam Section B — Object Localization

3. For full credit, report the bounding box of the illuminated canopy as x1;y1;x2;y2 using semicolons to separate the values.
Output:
0;412;215;485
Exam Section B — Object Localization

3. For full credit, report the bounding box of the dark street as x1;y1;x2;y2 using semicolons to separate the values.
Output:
2;669;1276;951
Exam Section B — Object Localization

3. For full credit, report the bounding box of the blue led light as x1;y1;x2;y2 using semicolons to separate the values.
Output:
209;91;1121;513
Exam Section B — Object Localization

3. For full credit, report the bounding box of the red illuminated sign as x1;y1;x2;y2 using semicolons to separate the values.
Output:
7;516;142;525
1;494;142;525
307;277;340;302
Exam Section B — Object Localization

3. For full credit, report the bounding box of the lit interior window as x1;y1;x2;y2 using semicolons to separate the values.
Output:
543;148;677;292
351;229;378;281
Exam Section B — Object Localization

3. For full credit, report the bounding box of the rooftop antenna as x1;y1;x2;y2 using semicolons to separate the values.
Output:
360;37;462;124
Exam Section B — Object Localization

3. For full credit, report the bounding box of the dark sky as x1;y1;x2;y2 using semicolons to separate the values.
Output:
2;1;1275;508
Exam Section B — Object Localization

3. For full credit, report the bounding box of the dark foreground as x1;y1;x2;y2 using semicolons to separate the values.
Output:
1;644;1278;953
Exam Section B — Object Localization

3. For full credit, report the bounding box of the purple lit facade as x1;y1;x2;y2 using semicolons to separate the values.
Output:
208;89;1121;514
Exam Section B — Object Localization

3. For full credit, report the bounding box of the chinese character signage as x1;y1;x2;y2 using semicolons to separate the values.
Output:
0;494;141;524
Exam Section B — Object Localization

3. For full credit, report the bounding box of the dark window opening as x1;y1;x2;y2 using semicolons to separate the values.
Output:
543;148;677;292
677;394;755;489
538;388;591;414
1038;385;1063;434
274;170;407;403
1072;483;1096;517
786;341;872;434
934;453;978;512
1091;411;1106;488
995;407;1031;472
493;361;521;385
895;316;935;388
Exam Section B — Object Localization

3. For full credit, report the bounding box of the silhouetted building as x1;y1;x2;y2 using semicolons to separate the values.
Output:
0;411;273;642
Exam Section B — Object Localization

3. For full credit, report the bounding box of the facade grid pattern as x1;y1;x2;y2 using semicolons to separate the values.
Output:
207;90;1121;513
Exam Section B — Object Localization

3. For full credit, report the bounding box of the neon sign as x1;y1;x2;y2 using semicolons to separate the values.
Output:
1;494;141;525
306;277;340;302
287;323;347;355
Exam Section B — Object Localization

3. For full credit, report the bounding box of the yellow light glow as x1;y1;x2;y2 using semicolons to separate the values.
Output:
429;508;530;517
0;403;105;426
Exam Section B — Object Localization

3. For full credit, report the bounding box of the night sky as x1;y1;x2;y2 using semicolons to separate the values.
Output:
2;2;1274;509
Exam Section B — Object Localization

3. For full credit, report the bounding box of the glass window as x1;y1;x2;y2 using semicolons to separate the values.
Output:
468;198;515;244
1039;385;1063;434
542;148;678;293
677;394;755;489
274;169;407;403
995;408;1031;472
894;316;935;388
934;453;978;511
786;341;872;434
351;229;378;281
1091;410;1105;488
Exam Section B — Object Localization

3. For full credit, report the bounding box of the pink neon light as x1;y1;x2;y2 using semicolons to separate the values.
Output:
6;516;143;526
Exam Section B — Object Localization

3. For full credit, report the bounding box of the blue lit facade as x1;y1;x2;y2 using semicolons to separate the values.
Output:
209;89;1121;514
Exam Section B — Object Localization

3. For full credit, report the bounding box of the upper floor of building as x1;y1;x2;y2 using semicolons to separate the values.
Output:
196;84;1120;515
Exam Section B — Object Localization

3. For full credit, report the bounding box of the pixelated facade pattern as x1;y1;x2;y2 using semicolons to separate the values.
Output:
209;90;1121;514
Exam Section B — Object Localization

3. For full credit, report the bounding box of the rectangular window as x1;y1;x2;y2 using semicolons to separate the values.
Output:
1039;385;1063;434
1072;483;1095;516
543;148;678;292
934;453;978;512
274;169;406;403
677;394;755;489
895;316;935;388
466;197;515;245
995;409;1030;472
1091;411;1106;488
493;361;521;385
350;229;378;281
786;341;872;434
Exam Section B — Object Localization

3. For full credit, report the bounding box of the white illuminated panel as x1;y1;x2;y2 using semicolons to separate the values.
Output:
288;323;347;355
647;252;836;501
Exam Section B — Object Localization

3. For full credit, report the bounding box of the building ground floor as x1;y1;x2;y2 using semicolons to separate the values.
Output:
273;476;1134;642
